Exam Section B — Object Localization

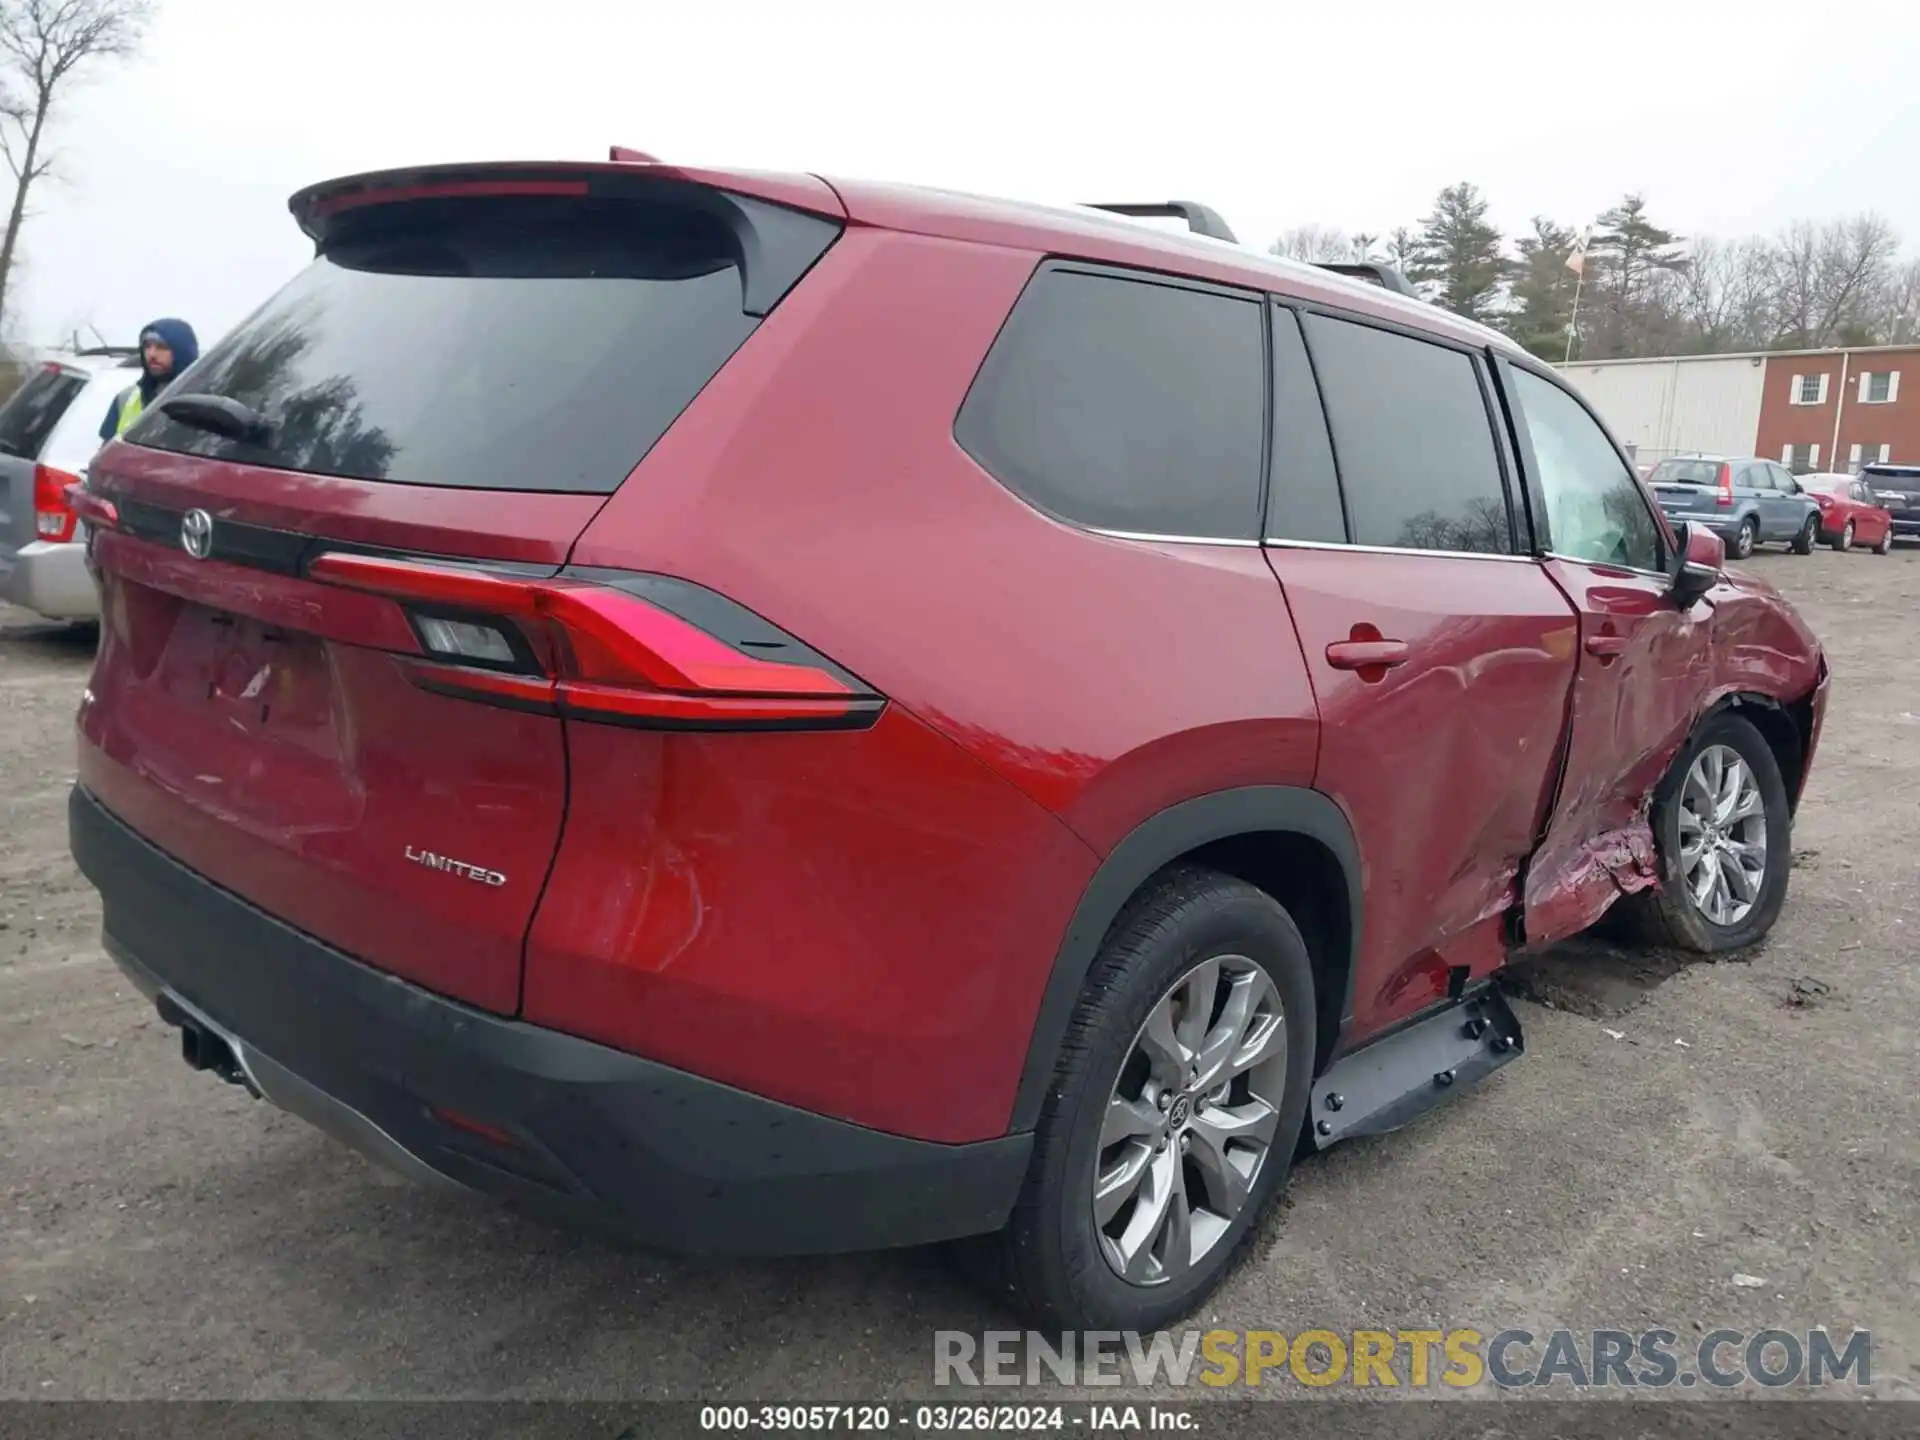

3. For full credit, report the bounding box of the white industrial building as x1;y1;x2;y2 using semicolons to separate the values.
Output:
1557;353;1769;470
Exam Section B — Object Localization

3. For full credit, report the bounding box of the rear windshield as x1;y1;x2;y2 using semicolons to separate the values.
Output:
1648;459;1722;486
125;197;770;493
1863;466;1919;492
0;366;88;460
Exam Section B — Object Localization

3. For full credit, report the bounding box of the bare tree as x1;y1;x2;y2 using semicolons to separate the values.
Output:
1679;236;1776;352
0;0;150;333
1769;214;1900;348
1269;223;1356;264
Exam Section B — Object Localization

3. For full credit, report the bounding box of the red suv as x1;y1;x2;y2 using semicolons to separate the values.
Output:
68;156;1828;1330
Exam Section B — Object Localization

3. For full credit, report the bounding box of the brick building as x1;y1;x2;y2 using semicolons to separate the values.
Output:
1561;344;1919;475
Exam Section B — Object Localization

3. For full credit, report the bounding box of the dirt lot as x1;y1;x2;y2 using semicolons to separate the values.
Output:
2;547;1917;1404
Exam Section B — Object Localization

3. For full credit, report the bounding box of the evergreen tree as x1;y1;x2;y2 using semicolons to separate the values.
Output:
1584;194;1688;357
1506;217;1579;360
1408;182;1508;321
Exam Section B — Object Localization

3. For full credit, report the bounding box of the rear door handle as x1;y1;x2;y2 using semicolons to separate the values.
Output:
1585;634;1627;660
1325;639;1410;671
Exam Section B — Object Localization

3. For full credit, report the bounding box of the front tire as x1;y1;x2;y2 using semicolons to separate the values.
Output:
1832;520;1854;552
1791;514;1819;554
1611;712;1792;953
1731;517;1758;559
975;867;1316;1329
1876;528;1894;555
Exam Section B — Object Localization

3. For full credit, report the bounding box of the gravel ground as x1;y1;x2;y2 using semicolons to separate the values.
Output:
1;546;1917;1406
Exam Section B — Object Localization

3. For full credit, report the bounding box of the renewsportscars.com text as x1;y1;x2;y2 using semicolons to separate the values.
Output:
934;1327;1871;1390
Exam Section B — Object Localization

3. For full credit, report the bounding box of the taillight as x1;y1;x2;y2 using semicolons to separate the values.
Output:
65;483;120;531
1716;463;1734;507
32;465;82;542
306;551;884;733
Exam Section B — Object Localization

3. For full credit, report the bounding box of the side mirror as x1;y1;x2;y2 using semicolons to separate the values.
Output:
1668;521;1724;608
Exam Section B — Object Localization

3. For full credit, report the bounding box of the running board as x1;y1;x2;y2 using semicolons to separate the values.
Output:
1308;987;1524;1150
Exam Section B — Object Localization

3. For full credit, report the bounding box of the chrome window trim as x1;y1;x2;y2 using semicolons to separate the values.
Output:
1089;526;1261;547
1260;537;1532;563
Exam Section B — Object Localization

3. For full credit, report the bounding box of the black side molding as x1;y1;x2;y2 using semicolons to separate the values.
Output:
1008;785;1362;1133
1307;986;1524;1149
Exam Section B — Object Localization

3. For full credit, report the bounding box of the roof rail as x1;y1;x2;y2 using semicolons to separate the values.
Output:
1313;262;1422;299
1083;202;1237;245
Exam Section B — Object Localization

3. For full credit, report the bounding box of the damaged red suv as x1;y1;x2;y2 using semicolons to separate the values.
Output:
69;155;1827;1330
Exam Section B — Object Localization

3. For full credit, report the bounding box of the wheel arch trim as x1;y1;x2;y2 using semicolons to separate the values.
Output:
1007;785;1362;1134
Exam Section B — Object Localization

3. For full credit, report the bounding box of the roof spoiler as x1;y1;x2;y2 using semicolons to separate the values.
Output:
1083;202;1237;245
1313;262;1422;299
609;145;664;163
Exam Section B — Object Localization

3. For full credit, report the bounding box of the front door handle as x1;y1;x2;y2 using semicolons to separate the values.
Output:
1326;639;1411;671
1585;634;1627;660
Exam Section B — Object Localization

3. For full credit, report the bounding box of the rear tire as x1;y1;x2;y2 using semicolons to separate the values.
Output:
1731;517;1757;559
967;867;1316;1329
1791;514;1819;554
1832;521;1854;552
1608;712;1792;954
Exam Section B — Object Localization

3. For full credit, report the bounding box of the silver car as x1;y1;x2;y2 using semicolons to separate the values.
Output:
0;349;140;622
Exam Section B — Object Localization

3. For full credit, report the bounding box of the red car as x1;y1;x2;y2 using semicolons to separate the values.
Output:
68;157;1828;1330
1800;471;1896;553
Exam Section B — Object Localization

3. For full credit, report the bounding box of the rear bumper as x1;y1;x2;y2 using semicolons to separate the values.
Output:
68;785;1030;1255
0;539;96;619
1658;510;1743;540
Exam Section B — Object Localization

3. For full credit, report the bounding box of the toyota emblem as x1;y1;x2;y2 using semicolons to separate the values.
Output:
180;508;214;560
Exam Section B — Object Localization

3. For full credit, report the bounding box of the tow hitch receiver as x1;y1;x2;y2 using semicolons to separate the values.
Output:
156;993;259;1096
1308;986;1525;1150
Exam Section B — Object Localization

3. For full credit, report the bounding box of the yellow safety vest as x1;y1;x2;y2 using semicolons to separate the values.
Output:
115;386;145;436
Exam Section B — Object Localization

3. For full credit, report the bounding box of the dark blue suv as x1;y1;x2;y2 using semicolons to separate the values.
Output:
1648;455;1823;559
1862;463;1920;540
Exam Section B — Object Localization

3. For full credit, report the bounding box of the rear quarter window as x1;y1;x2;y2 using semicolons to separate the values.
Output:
124;195;816;493
955;266;1266;540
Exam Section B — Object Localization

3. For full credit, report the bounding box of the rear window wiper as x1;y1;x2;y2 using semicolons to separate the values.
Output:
153;393;272;445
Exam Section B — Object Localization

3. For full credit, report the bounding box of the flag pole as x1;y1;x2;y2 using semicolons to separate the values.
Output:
1564;267;1585;363
1564;226;1592;364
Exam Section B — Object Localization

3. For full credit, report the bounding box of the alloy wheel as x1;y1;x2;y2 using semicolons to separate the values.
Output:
1841;522;1855;550
1678;744;1768;927
1094;955;1287;1287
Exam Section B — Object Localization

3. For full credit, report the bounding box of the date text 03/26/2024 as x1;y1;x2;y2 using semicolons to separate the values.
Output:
698;1406;1192;1432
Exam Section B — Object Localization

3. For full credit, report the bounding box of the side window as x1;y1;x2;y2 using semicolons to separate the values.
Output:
1266;306;1345;544
955;268;1265;540
1508;366;1663;572
1302;314;1513;555
1736;462;1767;491
1773;464;1801;492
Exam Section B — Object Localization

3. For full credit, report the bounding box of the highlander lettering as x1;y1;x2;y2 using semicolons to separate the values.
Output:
404;845;508;887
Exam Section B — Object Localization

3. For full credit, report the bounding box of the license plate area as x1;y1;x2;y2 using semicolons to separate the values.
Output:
157;604;338;749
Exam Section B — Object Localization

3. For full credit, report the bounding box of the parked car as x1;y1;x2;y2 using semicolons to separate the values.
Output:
0;349;138;622
1645;454;1823;559
66;157;1828;1330
1798;472;1895;553
1861;462;1920;542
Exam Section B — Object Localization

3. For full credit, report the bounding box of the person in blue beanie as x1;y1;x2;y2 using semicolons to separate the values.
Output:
99;317;200;441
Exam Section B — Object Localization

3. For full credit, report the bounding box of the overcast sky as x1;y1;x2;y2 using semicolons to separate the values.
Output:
15;0;1920;350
